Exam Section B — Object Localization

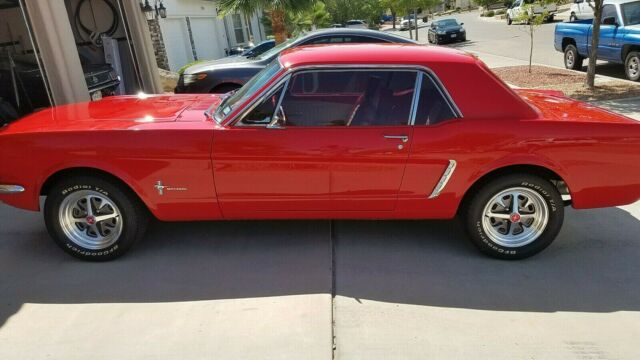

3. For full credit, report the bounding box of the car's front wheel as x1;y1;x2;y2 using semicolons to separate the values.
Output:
569;13;577;21
464;174;564;260
44;176;149;261
625;51;640;82
507;14;512;25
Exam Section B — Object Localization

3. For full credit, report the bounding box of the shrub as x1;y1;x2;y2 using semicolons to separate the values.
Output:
495;9;505;15
486;10;495;17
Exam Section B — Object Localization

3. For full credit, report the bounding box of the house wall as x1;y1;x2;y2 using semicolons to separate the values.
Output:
157;0;263;72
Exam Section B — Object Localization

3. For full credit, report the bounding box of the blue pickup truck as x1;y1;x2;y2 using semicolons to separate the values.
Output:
554;0;640;81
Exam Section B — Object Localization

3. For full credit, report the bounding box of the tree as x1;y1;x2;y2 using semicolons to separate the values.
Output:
288;1;332;35
217;0;315;43
585;0;604;89
380;0;402;29
515;3;546;73
325;0;384;28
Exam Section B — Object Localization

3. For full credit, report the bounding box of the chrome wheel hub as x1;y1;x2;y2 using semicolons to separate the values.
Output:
481;187;549;248
566;51;574;67
59;190;123;250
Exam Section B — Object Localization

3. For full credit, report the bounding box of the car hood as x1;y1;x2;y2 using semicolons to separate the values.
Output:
516;89;639;124
183;56;264;74
1;94;224;135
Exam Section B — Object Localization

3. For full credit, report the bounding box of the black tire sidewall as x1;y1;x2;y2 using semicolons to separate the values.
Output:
625;52;640;82
465;175;564;260
564;45;581;70
44;177;145;261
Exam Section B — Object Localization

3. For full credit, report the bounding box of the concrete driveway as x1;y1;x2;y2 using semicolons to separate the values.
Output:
1;199;640;359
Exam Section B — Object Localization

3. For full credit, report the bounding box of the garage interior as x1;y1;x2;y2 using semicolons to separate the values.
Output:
0;0;161;125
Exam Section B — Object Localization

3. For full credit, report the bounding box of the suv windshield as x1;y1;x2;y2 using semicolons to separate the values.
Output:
621;1;640;25
212;60;283;123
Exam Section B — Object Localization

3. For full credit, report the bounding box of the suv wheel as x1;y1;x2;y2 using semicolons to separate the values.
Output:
464;174;564;260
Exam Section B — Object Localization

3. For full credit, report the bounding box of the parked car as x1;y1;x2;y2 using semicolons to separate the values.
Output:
235;40;276;58
400;18;418;30
345;20;367;29
428;19;466;44
2;44;639;261
555;0;640;81
507;0;558;24
175;28;416;94
569;0;595;21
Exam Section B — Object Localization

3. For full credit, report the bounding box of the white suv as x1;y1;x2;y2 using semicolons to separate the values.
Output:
345;20;367;29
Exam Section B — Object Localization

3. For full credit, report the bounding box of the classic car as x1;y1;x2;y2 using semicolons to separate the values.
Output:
174;28;416;94
1;44;639;261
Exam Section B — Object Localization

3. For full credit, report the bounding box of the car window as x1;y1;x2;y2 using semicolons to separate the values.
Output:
279;70;417;127
601;4;618;23
239;86;284;126
621;1;640;26
414;74;457;125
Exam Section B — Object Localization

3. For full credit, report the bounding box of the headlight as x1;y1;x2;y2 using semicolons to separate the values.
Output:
437;30;446;35
183;73;207;86
460;28;466;32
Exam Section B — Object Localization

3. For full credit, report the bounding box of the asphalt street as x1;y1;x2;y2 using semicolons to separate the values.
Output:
388;10;630;80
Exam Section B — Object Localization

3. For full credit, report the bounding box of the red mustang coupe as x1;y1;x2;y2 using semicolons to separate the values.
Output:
1;44;639;261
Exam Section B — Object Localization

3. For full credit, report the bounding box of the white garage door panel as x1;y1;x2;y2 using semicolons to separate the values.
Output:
189;17;224;61
161;18;194;72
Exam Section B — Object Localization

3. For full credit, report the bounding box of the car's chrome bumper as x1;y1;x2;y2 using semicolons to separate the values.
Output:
0;185;25;194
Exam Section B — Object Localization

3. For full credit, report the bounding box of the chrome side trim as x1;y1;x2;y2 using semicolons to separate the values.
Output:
0;185;25;194
428;160;457;199
409;72;423;126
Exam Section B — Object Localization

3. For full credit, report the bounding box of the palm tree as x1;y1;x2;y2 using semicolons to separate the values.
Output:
217;0;315;44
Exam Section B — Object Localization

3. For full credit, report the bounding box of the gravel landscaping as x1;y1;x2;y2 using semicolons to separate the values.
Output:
493;65;640;101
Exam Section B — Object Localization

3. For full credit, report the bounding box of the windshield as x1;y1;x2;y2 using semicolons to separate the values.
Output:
256;37;298;61
212;60;283;123
621;1;640;25
435;19;458;27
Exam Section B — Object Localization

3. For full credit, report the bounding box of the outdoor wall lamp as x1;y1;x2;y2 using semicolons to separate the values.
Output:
140;0;154;21
140;0;167;20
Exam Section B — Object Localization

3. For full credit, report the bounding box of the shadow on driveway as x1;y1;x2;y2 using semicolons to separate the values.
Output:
1;204;640;328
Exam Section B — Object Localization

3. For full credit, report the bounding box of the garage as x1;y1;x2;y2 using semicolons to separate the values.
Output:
0;0;161;125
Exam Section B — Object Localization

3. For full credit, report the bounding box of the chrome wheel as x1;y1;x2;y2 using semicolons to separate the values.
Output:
481;187;549;248
565;49;575;68
628;56;639;79
59;190;123;250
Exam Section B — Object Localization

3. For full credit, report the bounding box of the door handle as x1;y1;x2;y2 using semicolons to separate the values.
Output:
383;135;409;143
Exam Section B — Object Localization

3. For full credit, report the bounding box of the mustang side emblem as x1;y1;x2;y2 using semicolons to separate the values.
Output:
154;181;188;196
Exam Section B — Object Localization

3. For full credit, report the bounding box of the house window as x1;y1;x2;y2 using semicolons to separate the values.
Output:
232;14;245;43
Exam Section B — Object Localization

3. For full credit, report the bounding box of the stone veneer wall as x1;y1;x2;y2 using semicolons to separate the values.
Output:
147;19;170;71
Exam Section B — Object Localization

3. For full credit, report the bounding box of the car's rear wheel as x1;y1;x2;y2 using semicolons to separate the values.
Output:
44;176;149;261
625;51;640;82
564;44;583;70
507;14;512;25
464;174;564;260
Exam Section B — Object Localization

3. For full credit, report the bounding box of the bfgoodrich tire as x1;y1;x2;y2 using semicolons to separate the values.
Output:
464;174;564;260
44;176;149;261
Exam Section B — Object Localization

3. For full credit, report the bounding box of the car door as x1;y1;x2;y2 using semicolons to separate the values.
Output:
277;68;417;211
597;4;622;61
212;82;333;214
